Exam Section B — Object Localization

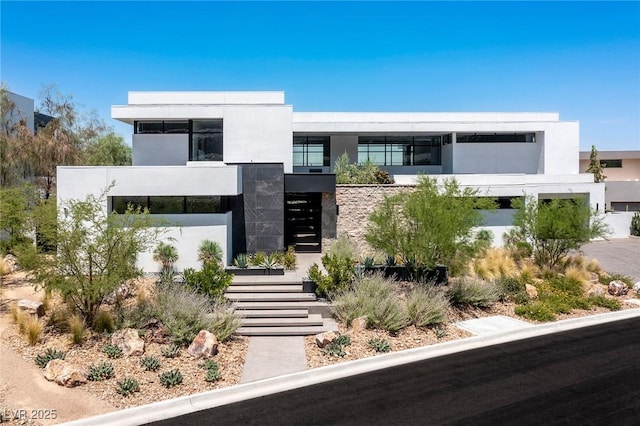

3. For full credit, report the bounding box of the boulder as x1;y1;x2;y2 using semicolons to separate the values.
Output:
525;284;538;300
350;316;368;333
187;330;218;358
110;328;145;356
3;254;21;272
608;280;629;297
315;331;337;348
141;318;171;344
44;359;87;387
633;282;640;293
18;299;45;318
586;284;605;297
589;272;600;285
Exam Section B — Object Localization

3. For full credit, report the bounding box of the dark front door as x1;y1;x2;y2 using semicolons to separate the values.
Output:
285;192;321;252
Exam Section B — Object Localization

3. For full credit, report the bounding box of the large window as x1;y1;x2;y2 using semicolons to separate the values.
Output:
456;133;536;143
190;120;223;161
111;196;230;214
293;136;330;167
357;135;443;166
134;120;223;161
601;159;622;168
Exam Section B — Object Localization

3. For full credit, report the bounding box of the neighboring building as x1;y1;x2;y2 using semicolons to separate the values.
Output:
57;91;605;272
580;150;640;212
2;91;54;134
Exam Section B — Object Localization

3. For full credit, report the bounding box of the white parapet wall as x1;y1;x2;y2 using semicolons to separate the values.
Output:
602;212;634;239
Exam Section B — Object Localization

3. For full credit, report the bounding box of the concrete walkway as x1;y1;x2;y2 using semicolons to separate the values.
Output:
240;336;307;383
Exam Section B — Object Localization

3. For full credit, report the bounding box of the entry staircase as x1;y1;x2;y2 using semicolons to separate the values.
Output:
225;280;338;336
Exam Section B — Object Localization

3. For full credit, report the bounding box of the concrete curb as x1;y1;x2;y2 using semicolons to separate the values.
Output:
62;308;640;426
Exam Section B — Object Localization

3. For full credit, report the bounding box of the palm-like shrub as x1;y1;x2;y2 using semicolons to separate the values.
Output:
198;240;223;265
153;242;178;272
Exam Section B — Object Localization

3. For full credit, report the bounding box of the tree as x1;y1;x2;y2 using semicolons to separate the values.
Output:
0;185;38;253
366;176;495;275
586;145;606;183
83;132;132;166
0;86;34;187
37;187;164;326
511;195;609;269
153;241;178;272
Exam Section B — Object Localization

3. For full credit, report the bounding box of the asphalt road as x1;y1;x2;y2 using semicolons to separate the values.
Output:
581;238;640;283
149;317;640;426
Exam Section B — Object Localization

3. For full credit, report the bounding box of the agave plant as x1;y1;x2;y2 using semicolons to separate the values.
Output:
260;254;280;270
198;240;223;265
233;253;248;268
153;242;178;272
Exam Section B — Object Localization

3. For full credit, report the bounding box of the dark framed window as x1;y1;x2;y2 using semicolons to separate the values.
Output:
293;136;330;167
456;133;536;143
190;120;223;161
357;135;443;166
134;121;189;134
111;196;230;214
601;159;622;168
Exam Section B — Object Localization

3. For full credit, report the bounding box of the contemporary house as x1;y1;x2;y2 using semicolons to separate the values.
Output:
579;150;640;212
57;91;605;272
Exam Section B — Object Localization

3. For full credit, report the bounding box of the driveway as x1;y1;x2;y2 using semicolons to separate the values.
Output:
581;237;640;282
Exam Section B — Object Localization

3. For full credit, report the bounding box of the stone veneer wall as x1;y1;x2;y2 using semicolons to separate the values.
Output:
335;185;416;253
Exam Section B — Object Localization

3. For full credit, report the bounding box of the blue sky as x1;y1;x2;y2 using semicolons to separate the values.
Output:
2;1;639;151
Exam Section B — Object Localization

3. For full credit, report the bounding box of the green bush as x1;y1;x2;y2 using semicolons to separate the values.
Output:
183;261;233;299
631;211;640;236
448;277;500;308
406;285;449;327
283;246;297;270
161;344;182;359
334;152;394;185
209;300;242;342
589;295;622;311
14;242;41;271
102;344;123;359
322;341;347;357
495;276;527;302
515;303;557;322
140;356;161;371
116;378;140;396
367;337;391;353
35;348;65;368
93;309;115;333
599;272;634;288
199;359;222;382
155;282;215;346
87;362;115;381
250;252;266;267
368;296;409;333
159;369;183;388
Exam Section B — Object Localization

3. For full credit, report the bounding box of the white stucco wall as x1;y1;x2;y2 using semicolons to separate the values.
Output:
137;212;233;271
542;122;579;175
602;212;634;239
7;92;35;134
222;105;293;172
133;134;189;166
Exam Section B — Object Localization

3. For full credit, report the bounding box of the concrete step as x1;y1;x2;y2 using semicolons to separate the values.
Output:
240;314;324;328
230;280;302;286
232;301;324;310
226;285;302;293
236;318;338;336
225;292;317;302
235;309;309;318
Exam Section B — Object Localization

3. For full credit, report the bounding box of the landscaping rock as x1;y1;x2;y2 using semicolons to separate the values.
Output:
586;284;605;297
608;280;628;296
3;254;21;272
350;316;368;333
187;330;218;358
17;299;45;318
315;331;337;348
525;284;538;299
44;359;87;387
111;328;145;356
633;282;640;293
589;272;600;284
141;318;171;344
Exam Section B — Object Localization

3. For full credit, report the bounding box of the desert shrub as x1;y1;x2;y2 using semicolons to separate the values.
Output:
308;254;357;299
9;303;20;324
154;282;215;347
327;235;359;260
68;314;86;344
47;306;71;332
40;291;52;312
103;344;123;359
250;252;266;267
93;309;115;333
448;277;500;308
183;261;233;300
368;297;409;333
331;291;368;327
87;362;115;381
209;301;241;342
140;356;161;371
586;259;601;273
367;337;391;353
589;295;622;311
515;303;557;322
116;378;140;396
563;266;590;286
495;276;528;303
35;348;65;368
599;273;634;288
471;248;517;280
161;344;182;359
332;273;389;326
283;246;297;270
159;369;183;388
24;317;44;346
406;285;449;327
0;257;10;275
322;341;347;357
232;253;248;268
13;242;40;271
631;211;640;236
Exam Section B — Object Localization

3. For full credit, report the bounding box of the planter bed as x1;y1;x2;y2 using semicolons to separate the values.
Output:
225;267;285;276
